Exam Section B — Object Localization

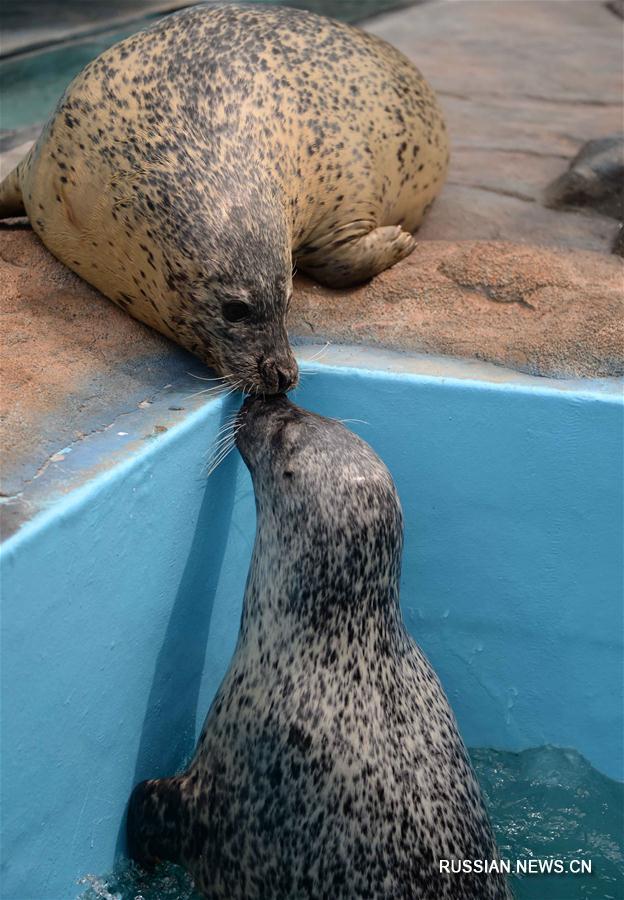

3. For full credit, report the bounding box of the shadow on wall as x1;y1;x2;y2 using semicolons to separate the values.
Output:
114;401;241;858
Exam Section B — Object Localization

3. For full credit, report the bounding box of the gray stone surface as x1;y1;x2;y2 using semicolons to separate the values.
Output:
369;0;622;251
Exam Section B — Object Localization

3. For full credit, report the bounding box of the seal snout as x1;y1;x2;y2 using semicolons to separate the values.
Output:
237;392;289;427
258;356;299;395
235;392;293;459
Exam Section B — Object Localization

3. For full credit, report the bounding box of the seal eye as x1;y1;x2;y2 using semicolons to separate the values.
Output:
283;470;294;479
223;300;251;322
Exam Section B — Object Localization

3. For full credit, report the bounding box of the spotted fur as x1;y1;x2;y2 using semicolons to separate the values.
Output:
0;4;448;393
127;396;511;900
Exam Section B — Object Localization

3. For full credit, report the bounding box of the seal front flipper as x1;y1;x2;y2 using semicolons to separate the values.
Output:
297;224;417;288
126;776;187;869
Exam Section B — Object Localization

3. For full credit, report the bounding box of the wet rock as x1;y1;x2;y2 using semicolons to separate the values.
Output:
544;135;624;220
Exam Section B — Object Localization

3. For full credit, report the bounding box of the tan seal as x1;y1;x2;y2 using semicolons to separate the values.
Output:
0;4;449;393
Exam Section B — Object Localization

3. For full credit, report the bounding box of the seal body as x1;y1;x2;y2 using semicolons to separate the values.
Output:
127;397;510;900
0;4;449;393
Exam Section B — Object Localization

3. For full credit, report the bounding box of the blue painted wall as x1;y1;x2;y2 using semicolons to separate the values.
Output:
1;367;622;898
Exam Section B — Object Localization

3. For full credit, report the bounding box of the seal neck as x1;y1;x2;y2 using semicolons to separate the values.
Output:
239;510;406;653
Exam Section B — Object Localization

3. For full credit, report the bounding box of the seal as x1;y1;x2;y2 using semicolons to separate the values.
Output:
126;396;511;900
0;4;449;394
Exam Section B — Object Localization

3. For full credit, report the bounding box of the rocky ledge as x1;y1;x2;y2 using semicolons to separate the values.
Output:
1;0;623;509
291;240;623;379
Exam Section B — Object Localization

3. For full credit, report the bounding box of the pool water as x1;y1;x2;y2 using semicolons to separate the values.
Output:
78;745;624;900
473;746;624;899
0;1;415;132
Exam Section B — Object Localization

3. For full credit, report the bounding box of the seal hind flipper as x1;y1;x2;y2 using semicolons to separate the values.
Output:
297;225;417;288
126;776;187;869
0;161;26;218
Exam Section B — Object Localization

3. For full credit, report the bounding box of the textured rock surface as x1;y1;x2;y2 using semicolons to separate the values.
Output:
0;228;195;498
368;0;622;251
291;240;624;378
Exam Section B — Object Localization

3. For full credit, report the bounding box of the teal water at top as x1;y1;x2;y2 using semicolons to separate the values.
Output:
78;745;623;900
0;1;413;132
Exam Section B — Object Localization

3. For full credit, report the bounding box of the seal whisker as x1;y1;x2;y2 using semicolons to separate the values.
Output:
204;418;244;460
203;435;240;477
182;385;230;401
204;445;235;471
187;372;229;383
305;341;331;362
215;410;241;427
205;430;237;458
207;429;237;452
214;416;240;435
207;428;240;454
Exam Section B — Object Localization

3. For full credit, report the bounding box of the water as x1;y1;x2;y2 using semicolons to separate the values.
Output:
78;745;623;900
0;1;416;133
472;746;623;899
1;23;141;133
78;866;201;900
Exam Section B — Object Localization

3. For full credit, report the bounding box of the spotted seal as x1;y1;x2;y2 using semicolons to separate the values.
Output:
0;4;449;394
126;396;510;899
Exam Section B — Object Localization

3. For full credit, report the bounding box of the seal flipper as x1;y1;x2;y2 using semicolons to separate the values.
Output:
297;224;417;288
0;163;26;218
126;776;187;868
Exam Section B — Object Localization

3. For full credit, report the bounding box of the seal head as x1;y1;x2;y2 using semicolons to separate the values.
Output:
156;169;299;394
237;393;400;544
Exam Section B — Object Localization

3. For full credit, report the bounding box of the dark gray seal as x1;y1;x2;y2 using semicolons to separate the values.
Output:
126;395;511;899
0;4;448;394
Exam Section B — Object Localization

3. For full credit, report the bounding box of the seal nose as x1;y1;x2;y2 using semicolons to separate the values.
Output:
259;357;298;394
277;366;294;393
236;392;292;455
